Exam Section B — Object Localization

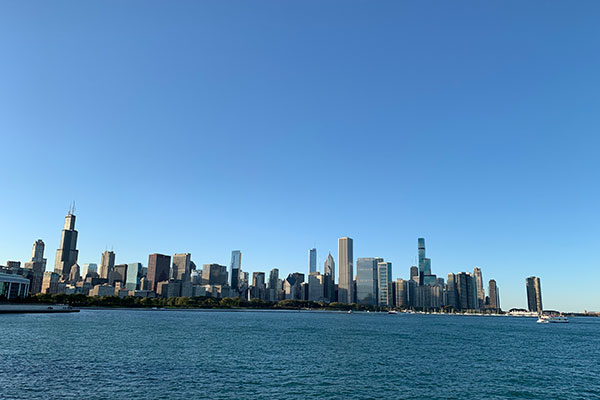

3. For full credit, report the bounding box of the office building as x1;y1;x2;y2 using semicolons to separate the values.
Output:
125;263;143;291
202;264;228;286
338;237;353;304
323;253;335;302
356;258;378;305
308;272;324;302
410;266;419;284
488;279;500;311
111;264;128;286
81;263;98;279
99;251;116;280
68;263;80;283
147;253;171;292
377;261;392;307
309;248;317;274
23;239;47;294
283;273;304;300
446;273;458;309
251;272;266;299
526;276;543;313
473;267;485;309
172;253;191;281
54;208;79;278
230;250;241;289
395;278;408;307
417;238;435;285
268;268;279;289
41;271;60;294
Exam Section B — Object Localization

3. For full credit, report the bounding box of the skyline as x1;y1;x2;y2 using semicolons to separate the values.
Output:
0;206;588;312
2;1;600;312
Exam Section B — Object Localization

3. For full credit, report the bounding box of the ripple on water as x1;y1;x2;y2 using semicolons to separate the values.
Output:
1;311;599;399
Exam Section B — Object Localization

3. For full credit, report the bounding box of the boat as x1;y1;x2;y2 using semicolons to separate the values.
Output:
388;310;398;315
347;310;353;314
537;315;569;323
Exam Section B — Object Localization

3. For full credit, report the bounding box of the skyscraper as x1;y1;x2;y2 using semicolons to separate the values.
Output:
324;253;335;302
252;272;266;299
456;272;472;310
338;237;353;304
172;253;191;281
24;239;47;294
377;261;392;307
81;263;98;279
356;258;378;305
526;276;543;313
126;262;143;291
203;264;228;286
308;248;317;274
99;251;115;280
488;279;500;312
324;252;335;281
54;208;79;278
410;266;419;283
111;264;128;285
268;268;279;289
446;273;458;309
394;279;408;307
418;238;425;273
417;238;435;285
306;271;323;301
147;253;171;292
473;267;485;309
230;250;241;289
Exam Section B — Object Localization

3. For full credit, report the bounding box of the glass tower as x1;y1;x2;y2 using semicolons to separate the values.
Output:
356;258;378;305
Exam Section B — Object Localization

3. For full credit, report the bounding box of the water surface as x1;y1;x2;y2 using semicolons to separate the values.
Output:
2;310;599;399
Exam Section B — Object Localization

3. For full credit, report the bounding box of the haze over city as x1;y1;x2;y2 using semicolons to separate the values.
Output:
1;1;599;312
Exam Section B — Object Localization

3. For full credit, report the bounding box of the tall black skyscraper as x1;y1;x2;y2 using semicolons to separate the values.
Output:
54;206;79;278
526;276;543;313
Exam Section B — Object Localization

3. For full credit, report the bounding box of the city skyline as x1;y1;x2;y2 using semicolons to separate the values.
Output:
0;207;586;312
2;2;599;312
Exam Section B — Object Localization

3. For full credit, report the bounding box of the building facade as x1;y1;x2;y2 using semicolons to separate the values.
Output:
24;239;47;294
99;251;116;280
229;250;241;289
526;276;543;313
147;254;171;292
54;210;79;278
377;261;392;307
172;253;191;281
338;237;353;304
356;257;378;305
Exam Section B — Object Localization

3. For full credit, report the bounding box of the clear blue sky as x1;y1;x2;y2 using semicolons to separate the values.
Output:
1;1;599;312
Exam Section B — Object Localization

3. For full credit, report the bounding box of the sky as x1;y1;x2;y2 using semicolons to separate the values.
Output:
1;1;599;312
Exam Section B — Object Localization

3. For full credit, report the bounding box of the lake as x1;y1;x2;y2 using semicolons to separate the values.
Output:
2;310;599;399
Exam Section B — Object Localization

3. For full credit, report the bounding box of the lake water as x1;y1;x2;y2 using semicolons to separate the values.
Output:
2;310;599;399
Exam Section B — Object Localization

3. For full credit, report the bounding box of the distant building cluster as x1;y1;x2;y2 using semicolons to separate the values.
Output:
0;209;544;312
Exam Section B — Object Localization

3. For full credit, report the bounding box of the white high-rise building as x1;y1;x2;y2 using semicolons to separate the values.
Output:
338;237;353;304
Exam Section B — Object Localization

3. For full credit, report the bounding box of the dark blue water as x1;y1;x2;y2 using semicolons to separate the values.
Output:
1;310;599;399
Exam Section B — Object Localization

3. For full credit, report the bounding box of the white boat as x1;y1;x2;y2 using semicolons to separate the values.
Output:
347;310;353;314
537;315;568;323
388;310;398;315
